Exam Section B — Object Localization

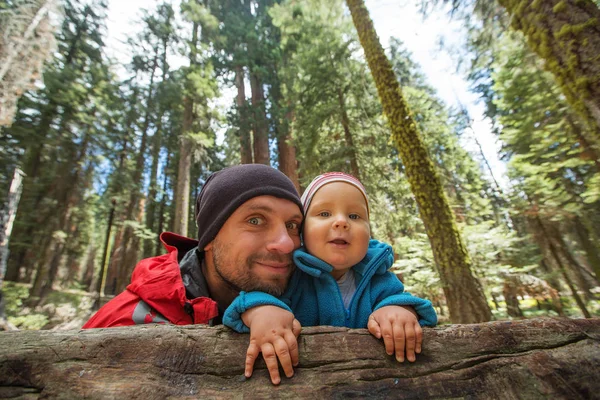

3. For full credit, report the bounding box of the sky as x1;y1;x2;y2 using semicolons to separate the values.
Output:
105;0;508;188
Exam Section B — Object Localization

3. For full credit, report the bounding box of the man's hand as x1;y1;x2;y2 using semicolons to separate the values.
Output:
241;305;302;385
367;305;422;362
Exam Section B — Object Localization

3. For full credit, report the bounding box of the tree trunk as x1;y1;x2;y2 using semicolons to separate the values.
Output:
173;98;194;236
496;0;600;137
502;278;523;318
108;66;157;295
103;91;137;296
534;217;591;318
337;87;361;180
573;215;600;283
565;114;600;171
28;127;91;303
250;72;270;165
156;154;170;255
144;39;171;259
1;319;599;398
345;0;492;323
236;65;253;164
116;198;145;292
545;219;596;301
81;242;96;291
0;168;25;286
277;109;300;193
92;199;116;304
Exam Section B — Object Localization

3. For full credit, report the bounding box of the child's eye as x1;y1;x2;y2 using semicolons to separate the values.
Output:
248;217;264;225
317;211;331;217
349;214;360;220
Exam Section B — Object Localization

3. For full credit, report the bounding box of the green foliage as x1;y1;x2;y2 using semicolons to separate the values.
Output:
2;282;49;329
2;281;29;316
3;0;598;326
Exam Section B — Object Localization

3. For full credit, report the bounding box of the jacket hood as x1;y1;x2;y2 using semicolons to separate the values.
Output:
293;239;393;278
125;232;217;325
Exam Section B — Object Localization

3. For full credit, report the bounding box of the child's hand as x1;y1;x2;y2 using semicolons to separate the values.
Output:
367;306;422;363
241;305;302;385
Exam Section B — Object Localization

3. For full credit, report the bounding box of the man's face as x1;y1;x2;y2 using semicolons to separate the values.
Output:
204;195;303;296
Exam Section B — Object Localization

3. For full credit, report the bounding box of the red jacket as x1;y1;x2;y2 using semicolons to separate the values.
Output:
83;232;219;329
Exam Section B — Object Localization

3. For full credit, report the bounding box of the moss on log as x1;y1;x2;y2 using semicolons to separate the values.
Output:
1;317;599;399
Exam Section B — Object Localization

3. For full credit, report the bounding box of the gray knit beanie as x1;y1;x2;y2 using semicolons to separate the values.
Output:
195;164;303;251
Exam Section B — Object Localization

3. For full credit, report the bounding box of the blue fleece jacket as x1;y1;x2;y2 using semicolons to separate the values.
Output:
223;239;437;333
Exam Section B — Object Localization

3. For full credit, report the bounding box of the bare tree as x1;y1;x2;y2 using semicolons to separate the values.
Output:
0;0;60;126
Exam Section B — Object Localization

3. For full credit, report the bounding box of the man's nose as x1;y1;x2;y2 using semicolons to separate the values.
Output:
266;225;296;254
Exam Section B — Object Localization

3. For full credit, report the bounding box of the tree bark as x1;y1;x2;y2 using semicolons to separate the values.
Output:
345;0;492;323
0;168;25;286
337;87;361;180
236;65;253;164
155;154;170;256
496;0;600;138
173;98;194;236
108;63;157;295
534;217;592;318
144;42;169;259
277;110;300;193
1;318;599;398
250;72;270;165
573;216;600;283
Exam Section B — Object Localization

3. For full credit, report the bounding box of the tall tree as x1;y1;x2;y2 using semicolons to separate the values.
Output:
0;0;60;126
495;0;600;138
4;0;111;291
345;0;492;323
173;0;219;236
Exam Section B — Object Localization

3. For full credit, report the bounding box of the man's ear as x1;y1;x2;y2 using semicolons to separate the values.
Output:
204;240;213;252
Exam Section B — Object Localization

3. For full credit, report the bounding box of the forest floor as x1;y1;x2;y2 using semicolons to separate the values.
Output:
2;281;600;331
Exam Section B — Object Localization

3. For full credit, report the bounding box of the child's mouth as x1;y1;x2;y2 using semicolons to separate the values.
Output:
329;239;349;245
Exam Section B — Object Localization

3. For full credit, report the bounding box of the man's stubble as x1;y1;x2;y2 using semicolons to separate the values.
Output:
211;238;294;297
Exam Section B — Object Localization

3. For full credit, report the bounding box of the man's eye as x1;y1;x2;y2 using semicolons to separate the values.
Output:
286;221;299;230
318;211;331;217
349;214;360;220
248;217;264;225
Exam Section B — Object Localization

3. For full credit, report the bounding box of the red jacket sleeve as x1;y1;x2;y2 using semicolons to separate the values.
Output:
82;290;142;328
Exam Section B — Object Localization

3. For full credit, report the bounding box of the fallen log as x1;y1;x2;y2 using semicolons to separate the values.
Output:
1;317;599;399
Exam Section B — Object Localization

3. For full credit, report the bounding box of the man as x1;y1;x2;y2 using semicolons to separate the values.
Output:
83;164;304;329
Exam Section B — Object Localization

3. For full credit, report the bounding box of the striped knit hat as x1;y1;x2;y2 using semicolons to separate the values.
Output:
301;172;369;215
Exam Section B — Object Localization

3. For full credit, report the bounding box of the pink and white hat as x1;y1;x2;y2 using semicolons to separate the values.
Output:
301;172;369;215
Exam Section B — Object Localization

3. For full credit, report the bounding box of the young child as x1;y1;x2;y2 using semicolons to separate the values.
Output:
224;172;437;384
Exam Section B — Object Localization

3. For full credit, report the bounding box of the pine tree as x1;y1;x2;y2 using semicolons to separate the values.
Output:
496;0;600;139
345;0;492;323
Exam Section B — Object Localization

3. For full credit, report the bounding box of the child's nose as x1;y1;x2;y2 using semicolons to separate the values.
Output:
333;216;349;230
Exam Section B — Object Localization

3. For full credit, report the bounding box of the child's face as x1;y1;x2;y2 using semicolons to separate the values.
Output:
303;181;370;279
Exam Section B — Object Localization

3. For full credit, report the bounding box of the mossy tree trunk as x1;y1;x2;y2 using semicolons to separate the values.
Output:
345;0;492;323
497;0;600;140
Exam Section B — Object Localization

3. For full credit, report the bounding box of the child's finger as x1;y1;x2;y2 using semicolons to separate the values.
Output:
392;321;405;362
403;323;416;362
380;319;395;356
284;330;300;367
367;315;381;339
415;323;423;354
273;336;295;378
245;342;260;378
292;318;302;338
260;342;282;385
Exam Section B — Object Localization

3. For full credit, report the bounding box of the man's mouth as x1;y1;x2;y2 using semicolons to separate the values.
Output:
254;259;293;274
